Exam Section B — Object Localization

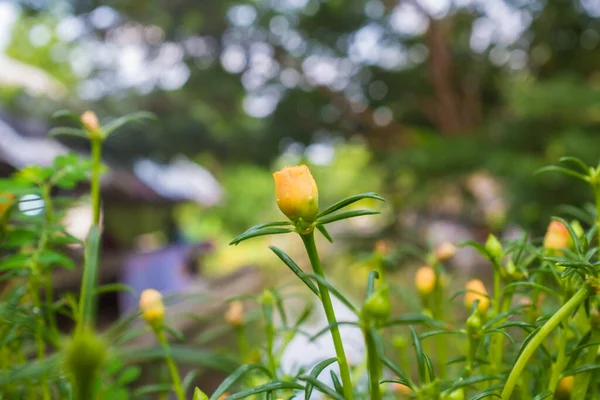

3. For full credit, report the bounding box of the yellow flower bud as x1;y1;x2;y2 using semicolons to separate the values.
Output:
434;242;456;262
81;111;100;131
465;279;490;313
139;289;165;327
0;192;15;217
393;382;412;396
415;266;436;296
273;165;319;222
544;220;569;253
225;300;244;327
557;376;573;395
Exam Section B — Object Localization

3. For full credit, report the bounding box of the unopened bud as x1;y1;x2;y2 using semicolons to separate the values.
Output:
543;220;569;253
393;382;412;396
374;240;392;256
485;234;503;262
81;111;100;131
434;242;456;262
443;389;465;400
64;329;107;400
193;388;209;400
466;312;483;336
557;376;573;396
225;301;244;327
139;289;165;327
465;279;490;314
415;266;436;296
363;285;391;323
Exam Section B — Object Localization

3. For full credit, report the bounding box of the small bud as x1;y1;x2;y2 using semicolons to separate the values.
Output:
225;301;244;327
374;240;392;256
193;388;210;400
466;312;483;336
544;220;569;253
261;289;275;306
485;234;503;262
64;329;107;400
363;285;391;323
443;389;465;400
272;165;319;223
218;394;230;400
392;335;408;350
393;382;412;396
415;266;436;296
434;242;456;262
139;289;165;327
557;376;573;396
465;279;490;314
81;111;100;131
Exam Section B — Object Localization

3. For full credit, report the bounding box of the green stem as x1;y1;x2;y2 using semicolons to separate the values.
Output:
490;293;513;374
90;139;102;225
363;325;382;400
235;325;249;363
157;329;186;400
502;284;592;399
489;264;503;374
572;328;600;400
432;267;446;379
301;232;354;400
547;325;568;394
265;311;277;377
41;185;59;339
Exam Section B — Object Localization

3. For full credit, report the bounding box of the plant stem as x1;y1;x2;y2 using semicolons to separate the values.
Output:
90;139;102;225
235;325;249;363
547;325;568;394
157;329;186;400
363;325;382;400
432;267;446;379
502;284;592;399
489;264;503;374
490;293;513;374
41;185;59;338
301;231;354;400
572;327;600;400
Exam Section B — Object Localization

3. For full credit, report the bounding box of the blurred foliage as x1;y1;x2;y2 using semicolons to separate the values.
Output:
2;0;600;236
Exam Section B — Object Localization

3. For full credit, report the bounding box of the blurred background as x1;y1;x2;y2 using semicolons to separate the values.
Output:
1;0;600;358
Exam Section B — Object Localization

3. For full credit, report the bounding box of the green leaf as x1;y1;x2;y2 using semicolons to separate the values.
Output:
230;227;294;246
47;127;87;139
52;109;81;121
210;364;273;400
303;357;338;400
502;281;561;299
118;366;141;385
447;374;503;391
382;313;445;328
532;391;553;400
559;156;590;172
316;209;380;225
94;283;136;297
117;346;237;372
535;165;589;181
316;224;333;243
38;249;77;270
269;246;320;297
182;370;200;393
300;375;343;400
410;326;426;384
225;381;304;399
102;111;156;137
132;384;173;397
468;388;501;400
78;225;102;329
562;363;600;377
365;270;379;300
552;216;585;255
306;273;358;315
309;321;361;342
317;192;385;218
419;329;466;340
380;356;414;390
329;370;344;396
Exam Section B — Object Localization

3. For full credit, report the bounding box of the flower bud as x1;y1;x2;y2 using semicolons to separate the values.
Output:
363;285;391;323
466;312;483;336
139;289;165;327
443;389;465;400
0;192;15;217
218;394;230;400
64;329;107;400
393;382;412;397
415;266;436;296
272;165;319;222
434;242;456;262
193;388;210;400
374;240;392;256
81;111;99;131
557;376;573;396
543;220;569;253
465;279;490;314
485;234;503;262
225;300;244;327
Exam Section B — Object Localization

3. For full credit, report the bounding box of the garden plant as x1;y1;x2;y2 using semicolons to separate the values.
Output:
1;111;600;400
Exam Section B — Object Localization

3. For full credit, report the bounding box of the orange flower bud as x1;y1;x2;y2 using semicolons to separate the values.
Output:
0;193;15;217
81;111;100;131
393;382;412;396
218;394;229;400
434;241;456;262
273;165;319;222
225;301;244;327
557;376;573;395
374;240;392;256
465;279;490;313
543;220;569;252
139;289;165;327
415;266;436;296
